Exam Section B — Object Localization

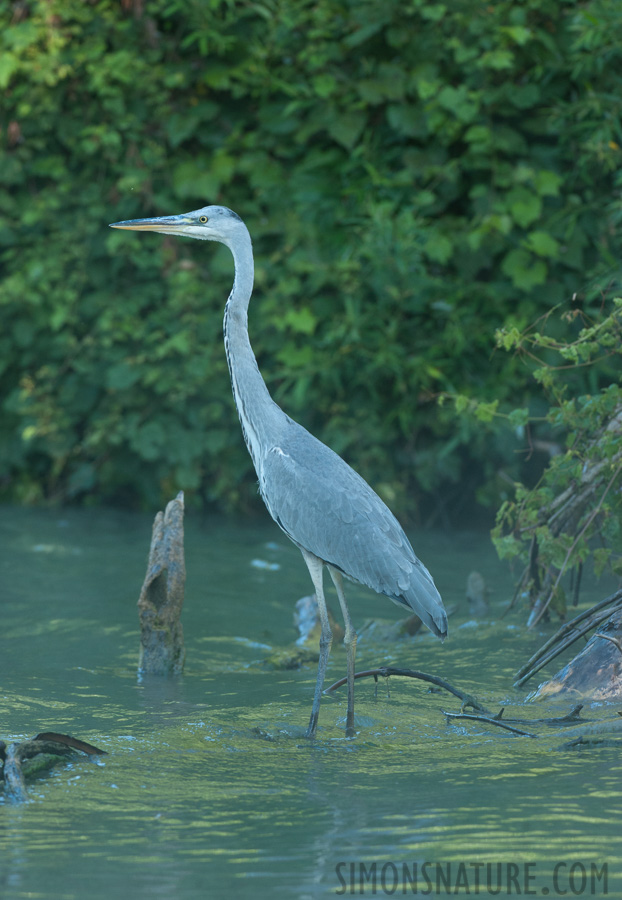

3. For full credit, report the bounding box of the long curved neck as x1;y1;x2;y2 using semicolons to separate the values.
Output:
223;230;285;470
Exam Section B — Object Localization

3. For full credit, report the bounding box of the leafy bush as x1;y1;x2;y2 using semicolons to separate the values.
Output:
492;301;622;623
1;0;621;514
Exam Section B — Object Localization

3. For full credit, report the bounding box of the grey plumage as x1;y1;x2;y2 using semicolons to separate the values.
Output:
110;204;447;737
260;423;446;637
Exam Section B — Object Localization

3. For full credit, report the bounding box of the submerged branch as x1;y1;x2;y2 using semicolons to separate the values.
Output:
324;667;491;714
468;704;587;729
325;665;611;743
442;709;537;738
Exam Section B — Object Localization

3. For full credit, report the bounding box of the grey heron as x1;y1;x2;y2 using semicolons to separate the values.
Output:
110;205;447;737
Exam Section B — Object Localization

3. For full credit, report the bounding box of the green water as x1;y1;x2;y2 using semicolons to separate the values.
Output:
0;506;619;898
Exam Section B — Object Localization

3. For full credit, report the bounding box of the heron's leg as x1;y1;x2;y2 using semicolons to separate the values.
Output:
328;566;357;737
300;549;332;739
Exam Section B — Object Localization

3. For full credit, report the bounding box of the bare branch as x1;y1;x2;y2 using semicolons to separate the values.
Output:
324;667;490;714
442;709;537;738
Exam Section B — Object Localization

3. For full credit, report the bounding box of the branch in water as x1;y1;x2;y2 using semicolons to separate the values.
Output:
325;670;589;736
324;667;491;714
442;709;537;738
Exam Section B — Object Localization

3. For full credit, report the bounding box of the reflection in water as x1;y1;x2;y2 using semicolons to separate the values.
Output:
0;506;619;898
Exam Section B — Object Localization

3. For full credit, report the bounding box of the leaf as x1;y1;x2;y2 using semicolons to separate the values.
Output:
500;26;532;46
474;399;499;423
343;20;385;49
507;187;542;227
464;124;492;147
327;110;366;149
0;52;19;89
493;534;523;561
313;73;338;99
495;326;523;351
501;249;547;290
276;344;314;368
420;4;447;22
437;85;478;122
172;161;221;199
509;84;541;109
508;408;530;428
478;49;514;70
534;170;563;197
132;422;165;461
454;394;470;414
387;104;426;137
106;363;141;391
525;231;559;258
423;233;453;264
283;307;317;335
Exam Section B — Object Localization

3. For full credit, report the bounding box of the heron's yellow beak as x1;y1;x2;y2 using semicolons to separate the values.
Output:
109;214;192;232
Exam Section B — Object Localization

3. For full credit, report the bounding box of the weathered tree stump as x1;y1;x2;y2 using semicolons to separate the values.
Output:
138;491;186;675
531;607;622;701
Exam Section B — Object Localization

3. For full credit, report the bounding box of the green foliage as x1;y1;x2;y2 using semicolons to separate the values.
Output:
491;302;622;619
1;0;621;512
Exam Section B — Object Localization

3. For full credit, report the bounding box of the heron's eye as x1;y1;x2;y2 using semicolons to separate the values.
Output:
199;215;208;224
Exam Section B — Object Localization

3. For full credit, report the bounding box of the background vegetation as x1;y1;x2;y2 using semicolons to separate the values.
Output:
494;302;622;621
1;0;621;522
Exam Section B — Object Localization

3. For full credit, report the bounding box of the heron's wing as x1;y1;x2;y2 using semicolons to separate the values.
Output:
260;432;447;638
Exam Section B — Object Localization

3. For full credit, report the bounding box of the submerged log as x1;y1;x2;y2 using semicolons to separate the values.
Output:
263;594;343;670
138;491;186;675
1;733;106;803
531;607;622;701
292;593;427;653
357;614;424;642
294;594;344;648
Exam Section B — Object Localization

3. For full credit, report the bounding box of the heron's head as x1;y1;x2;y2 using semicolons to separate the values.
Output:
109;205;246;247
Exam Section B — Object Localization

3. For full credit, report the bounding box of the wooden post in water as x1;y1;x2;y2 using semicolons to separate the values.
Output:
138;491;186;675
